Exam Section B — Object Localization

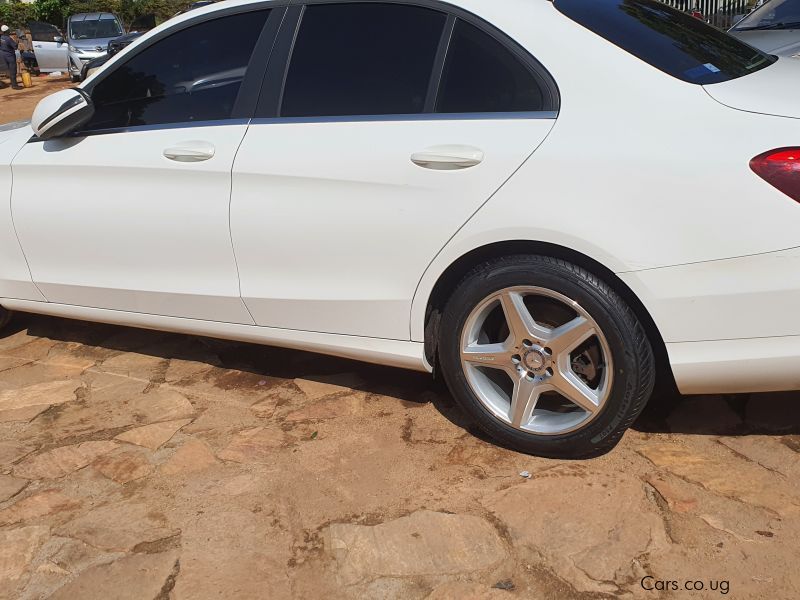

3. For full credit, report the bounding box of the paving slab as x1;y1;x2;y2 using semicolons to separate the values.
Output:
0;314;798;599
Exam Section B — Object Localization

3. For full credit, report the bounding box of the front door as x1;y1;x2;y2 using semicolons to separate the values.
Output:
27;22;68;72
232;3;558;340
12;8;275;324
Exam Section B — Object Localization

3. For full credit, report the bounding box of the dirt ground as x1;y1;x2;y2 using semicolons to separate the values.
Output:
1;85;800;600
0;74;74;123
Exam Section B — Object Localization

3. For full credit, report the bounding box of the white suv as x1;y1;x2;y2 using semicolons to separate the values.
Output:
5;0;800;457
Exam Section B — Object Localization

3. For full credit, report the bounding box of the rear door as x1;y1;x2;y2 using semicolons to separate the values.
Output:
231;2;558;340
28;22;68;72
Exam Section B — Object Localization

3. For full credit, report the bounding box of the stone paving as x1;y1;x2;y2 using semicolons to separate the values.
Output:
0;313;799;599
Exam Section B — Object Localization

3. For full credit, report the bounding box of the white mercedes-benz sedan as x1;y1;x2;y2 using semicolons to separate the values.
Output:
1;0;798;457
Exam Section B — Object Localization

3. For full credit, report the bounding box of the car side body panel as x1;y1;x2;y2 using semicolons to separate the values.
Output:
619;247;800;393
0;297;429;371
0;125;46;302
11;125;256;324
667;336;800;394
232;116;555;340
620;247;800;343
411;1;800;341
703;57;800;119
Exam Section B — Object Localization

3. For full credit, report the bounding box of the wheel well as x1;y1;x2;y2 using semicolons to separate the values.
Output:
423;240;676;390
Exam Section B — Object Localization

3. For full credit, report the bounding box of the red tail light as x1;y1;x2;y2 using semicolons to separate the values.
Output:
750;148;800;204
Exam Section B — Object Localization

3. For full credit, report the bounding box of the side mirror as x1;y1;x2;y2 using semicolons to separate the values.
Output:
31;88;95;140
54;36;64;43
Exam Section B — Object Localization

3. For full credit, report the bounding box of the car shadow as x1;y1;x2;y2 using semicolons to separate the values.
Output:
6;313;800;442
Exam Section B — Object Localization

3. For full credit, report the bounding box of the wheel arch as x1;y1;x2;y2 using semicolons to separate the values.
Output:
421;240;676;390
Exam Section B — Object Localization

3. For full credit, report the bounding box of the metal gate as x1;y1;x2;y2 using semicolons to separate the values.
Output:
660;0;752;29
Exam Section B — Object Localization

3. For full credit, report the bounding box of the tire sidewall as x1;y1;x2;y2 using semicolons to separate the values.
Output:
439;257;648;457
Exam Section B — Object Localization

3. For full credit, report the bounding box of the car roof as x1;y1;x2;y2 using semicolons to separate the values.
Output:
69;13;119;22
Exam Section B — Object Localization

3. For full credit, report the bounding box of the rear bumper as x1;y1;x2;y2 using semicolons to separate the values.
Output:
619;247;800;394
668;336;800;394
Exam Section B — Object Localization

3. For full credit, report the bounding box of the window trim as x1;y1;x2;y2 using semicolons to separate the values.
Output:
250;112;559;126
256;0;560;119
41;0;561;141
258;4;304;119
424;14;456;113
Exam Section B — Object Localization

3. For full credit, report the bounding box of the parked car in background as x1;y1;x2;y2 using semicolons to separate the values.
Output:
0;27;59;79
80;13;155;81
732;0;770;26
730;0;800;55
26;22;69;73
5;0;800;459
80;55;107;81
67;13;124;82
108;31;143;56
81;31;145;81
18;33;39;75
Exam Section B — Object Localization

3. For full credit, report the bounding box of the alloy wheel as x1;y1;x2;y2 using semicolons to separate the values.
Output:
459;286;613;436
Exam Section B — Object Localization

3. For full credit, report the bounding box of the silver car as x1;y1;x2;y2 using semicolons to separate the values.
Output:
67;12;124;82
730;0;800;56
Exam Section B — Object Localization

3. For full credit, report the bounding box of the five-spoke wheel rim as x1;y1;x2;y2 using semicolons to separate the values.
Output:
460;286;613;436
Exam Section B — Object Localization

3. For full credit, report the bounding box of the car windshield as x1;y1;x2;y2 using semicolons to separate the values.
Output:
555;0;776;84
733;0;800;30
69;18;122;40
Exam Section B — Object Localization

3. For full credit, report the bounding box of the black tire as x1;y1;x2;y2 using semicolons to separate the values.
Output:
0;306;11;330
439;255;655;458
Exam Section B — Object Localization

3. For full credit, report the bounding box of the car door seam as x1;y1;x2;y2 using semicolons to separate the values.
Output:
408;117;561;339
8;145;48;302
229;118;258;326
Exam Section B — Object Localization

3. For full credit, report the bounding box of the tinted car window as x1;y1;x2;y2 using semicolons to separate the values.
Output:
437;20;544;113
29;22;63;43
86;11;269;131
281;3;446;117
555;0;775;84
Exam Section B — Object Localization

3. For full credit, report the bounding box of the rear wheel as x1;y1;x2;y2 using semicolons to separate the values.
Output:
0;307;11;331
438;255;655;458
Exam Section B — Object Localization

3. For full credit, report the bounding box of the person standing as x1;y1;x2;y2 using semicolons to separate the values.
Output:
0;25;22;90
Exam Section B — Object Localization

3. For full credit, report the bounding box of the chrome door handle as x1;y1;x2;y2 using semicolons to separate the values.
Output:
163;141;215;163
411;145;484;170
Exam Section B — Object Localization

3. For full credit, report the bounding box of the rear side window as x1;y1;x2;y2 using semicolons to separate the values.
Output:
437;20;545;113
554;0;775;84
87;10;269;131
281;3;446;117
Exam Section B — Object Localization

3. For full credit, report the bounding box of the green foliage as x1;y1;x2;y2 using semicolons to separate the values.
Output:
135;0;188;24
0;1;36;30
1;0;192;30
32;0;70;26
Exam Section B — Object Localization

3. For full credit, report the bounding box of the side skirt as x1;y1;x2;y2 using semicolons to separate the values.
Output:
0;298;431;373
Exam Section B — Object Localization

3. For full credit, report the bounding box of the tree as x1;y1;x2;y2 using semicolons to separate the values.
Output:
32;0;70;26
0;1;36;29
5;0;191;30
